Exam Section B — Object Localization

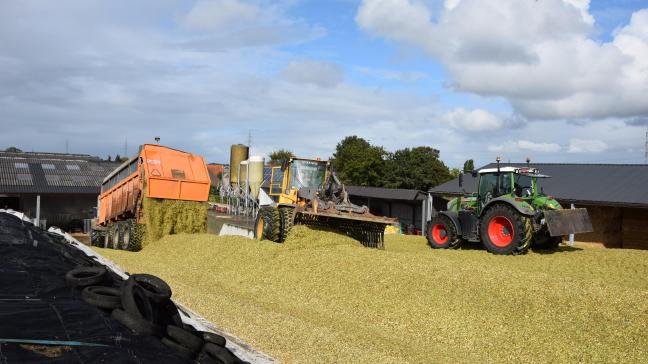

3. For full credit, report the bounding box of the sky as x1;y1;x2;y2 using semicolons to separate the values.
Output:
0;0;647;168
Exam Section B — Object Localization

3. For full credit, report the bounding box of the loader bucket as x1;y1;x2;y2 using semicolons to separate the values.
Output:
295;211;394;249
544;208;593;237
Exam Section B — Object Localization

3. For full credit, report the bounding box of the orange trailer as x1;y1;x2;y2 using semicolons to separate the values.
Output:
93;144;210;250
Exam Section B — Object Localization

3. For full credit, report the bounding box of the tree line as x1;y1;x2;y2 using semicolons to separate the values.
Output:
269;136;475;191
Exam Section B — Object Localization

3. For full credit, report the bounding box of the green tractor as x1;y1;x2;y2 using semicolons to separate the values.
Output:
427;158;593;255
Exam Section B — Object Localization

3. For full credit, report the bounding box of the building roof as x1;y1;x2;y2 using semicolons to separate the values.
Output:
0;151;119;194
430;163;648;208
347;185;428;201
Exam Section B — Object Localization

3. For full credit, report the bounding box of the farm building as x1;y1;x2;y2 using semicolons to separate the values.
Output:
430;163;648;249
347;186;433;234
0;151;118;231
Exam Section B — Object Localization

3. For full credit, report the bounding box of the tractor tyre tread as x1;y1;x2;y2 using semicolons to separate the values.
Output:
426;215;461;249
480;204;532;255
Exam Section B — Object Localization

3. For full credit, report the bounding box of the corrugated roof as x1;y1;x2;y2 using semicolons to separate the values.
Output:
430;163;648;208
0;152;120;194
347;186;427;201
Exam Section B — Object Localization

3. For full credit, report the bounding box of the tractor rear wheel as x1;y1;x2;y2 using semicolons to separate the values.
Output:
278;207;295;243
255;206;281;242
480;204;532;255
426;215;461;249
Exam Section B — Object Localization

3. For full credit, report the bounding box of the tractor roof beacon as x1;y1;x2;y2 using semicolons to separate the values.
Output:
426;157;593;255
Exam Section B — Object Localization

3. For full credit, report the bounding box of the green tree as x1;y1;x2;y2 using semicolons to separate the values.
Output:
383;146;453;190
330;136;387;186
107;155;112;162
4;147;22;152
450;168;462;178
268;149;295;166
463;159;474;172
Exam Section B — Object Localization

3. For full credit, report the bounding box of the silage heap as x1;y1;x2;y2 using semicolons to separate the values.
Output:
142;196;208;246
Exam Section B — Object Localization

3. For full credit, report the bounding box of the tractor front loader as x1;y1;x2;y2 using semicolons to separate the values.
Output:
254;158;395;248
426;157;593;255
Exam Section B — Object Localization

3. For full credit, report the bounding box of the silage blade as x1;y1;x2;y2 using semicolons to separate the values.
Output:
544;208;593;237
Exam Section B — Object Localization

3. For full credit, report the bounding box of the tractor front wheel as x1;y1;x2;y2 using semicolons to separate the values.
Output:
255;206;281;242
480;204;532;255
426;215;461;249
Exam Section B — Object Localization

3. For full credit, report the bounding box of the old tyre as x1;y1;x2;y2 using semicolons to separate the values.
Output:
132;273;172;303
112;308;163;336
162;337;195;360
201;331;226;347
254;206;280;242
278;207;295;243
154;299;184;327
480;204;532;255
533;232;562;250
167;325;204;353
426;215;460;249
66;266;107;288
203;343;235;364
121;277;154;321
81;286;122;309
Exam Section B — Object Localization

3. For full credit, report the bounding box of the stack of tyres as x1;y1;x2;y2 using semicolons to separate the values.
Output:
66;267;248;363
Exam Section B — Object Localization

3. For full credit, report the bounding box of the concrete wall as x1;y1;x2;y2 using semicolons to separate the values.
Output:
18;194;98;231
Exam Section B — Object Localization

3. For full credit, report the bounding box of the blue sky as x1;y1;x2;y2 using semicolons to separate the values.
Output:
0;0;647;168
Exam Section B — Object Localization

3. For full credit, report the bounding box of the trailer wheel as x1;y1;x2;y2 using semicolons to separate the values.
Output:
103;224;113;248
111;223;121;250
278;207;295;243
254;206;280;242
426;215;460;249
120;222;131;250
480;204;532;255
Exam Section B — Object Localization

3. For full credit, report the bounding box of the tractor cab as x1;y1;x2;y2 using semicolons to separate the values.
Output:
475;166;551;211
269;158;329;204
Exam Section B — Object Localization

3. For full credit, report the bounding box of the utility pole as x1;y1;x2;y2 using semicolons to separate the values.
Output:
125;137;128;157
65;139;69;154
247;130;252;148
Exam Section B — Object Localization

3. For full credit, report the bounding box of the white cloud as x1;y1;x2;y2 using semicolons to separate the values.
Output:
440;108;503;131
568;139;608;153
355;66;427;81
181;0;261;31
356;0;648;121
281;60;344;88
488;140;561;153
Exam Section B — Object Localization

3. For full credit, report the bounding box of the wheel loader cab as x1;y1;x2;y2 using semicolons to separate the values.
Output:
269;158;328;205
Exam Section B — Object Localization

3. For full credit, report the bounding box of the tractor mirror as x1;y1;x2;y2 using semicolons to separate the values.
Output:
458;173;463;187
471;170;478;178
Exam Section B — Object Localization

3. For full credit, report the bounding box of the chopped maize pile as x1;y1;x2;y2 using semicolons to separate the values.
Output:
96;226;648;363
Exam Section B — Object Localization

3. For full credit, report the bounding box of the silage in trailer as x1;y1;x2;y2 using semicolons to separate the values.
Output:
142;196;208;246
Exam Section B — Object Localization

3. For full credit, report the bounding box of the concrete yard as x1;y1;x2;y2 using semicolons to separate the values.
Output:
95;226;648;363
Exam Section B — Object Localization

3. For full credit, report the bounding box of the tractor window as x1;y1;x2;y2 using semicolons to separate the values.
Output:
269;167;283;196
478;174;497;199
290;160;326;189
500;173;512;194
515;174;534;197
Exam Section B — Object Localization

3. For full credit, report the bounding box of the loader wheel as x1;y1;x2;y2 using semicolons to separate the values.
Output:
480;204;532;255
278;207;295;243
255;206;280;242
533;233;562;250
426;215;460;249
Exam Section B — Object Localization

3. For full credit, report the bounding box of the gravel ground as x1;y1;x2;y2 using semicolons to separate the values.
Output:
95;226;648;363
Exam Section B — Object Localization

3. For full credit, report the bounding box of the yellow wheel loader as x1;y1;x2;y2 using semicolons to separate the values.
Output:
254;158;395;248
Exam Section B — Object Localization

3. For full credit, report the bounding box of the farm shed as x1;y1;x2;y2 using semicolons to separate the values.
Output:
347;186;434;233
0;151;118;231
430;163;648;249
